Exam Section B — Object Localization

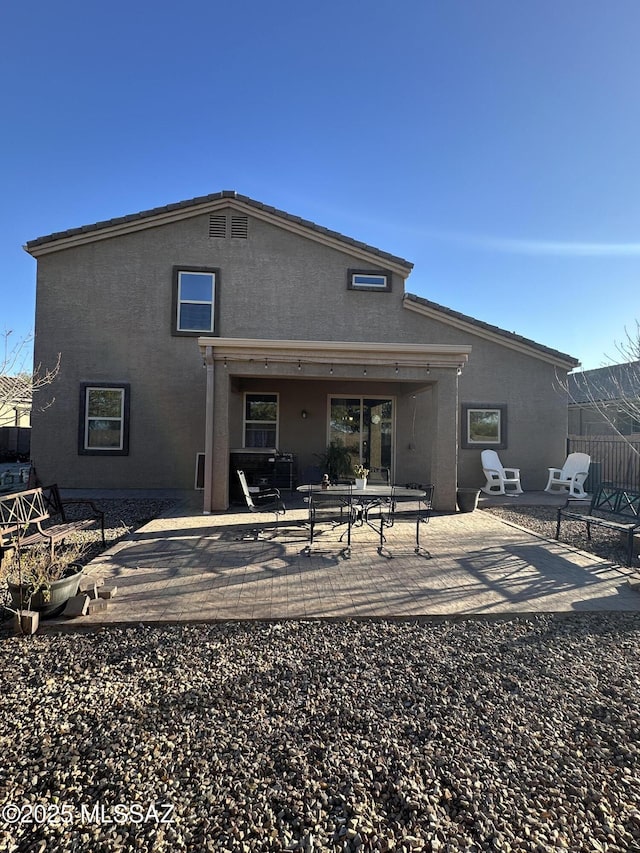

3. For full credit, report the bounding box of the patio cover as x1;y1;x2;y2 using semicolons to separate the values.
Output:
198;337;472;512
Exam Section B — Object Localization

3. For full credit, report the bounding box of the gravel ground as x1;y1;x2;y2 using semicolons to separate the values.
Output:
59;498;179;565
2;502;640;851
1;617;640;852
482;506;635;568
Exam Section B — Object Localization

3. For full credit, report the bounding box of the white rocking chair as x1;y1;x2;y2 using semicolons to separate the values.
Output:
480;450;523;495
544;452;590;499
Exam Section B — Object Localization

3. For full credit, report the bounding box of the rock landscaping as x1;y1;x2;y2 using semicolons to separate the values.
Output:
1;500;640;851
1;617;640;851
60;498;178;566
482;505;634;567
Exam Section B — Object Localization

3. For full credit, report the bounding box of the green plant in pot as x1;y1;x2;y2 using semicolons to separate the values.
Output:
315;440;354;483
2;543;86;619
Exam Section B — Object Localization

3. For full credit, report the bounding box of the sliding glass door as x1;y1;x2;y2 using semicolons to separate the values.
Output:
329;397;393;477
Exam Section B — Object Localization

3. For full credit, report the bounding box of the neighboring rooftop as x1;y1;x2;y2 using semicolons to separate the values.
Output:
568;361;640;403
0;376;32;407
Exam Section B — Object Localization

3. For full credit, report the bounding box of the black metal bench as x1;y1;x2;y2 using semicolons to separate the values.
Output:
555;484;640;566
0;485;105;564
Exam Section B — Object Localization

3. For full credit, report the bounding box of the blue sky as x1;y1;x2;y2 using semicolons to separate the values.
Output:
2;0;639;372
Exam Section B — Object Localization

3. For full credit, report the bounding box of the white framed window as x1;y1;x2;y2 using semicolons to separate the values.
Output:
244;393;278;448
461;403;507;449
79;384;130;455
174;267;216;334
348;269;391;292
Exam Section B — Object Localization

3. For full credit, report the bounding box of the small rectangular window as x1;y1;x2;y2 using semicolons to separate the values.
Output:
244;393;278;448
79;384;130;455
173;267;217;335
461;403;507;449
348;269;392;292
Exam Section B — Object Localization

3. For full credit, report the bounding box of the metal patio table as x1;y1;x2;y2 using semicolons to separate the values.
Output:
297;483;433;557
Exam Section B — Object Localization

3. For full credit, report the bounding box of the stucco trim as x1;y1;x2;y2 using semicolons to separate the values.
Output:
24;195;413;277
403;295;578;370
197;337;471;370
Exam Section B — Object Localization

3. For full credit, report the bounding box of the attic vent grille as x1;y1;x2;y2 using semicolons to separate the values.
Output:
208;215;227;238
231;215;248;239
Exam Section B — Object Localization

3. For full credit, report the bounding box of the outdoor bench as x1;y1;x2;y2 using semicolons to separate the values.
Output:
555;484;640;567
0;485;105;565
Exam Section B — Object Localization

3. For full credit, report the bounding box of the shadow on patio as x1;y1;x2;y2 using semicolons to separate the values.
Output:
44;500;640;627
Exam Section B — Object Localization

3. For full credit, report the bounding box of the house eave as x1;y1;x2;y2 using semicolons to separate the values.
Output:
198;337;471;370
403;295;579;371
24;194;414;277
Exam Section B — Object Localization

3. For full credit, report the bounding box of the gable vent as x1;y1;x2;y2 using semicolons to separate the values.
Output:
208;214;227;238
231;215;248;239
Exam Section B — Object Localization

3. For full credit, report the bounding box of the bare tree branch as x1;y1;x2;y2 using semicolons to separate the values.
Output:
556;323;640;459
1;330;61;415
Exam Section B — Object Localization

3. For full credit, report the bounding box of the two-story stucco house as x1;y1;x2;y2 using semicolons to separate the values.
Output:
24;191;579;512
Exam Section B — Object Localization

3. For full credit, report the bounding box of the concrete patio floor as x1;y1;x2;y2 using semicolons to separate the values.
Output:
45;490;640;627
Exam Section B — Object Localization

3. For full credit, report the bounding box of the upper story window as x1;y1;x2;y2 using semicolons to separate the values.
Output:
348;269;392;292
173;267;217;335
79;383;130;455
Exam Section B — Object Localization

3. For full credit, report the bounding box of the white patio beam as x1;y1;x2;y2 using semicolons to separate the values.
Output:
198;337;471;371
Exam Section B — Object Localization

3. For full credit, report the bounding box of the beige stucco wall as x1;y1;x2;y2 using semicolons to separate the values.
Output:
31;210;428;490
457;339;569;490
0;404;30;428
30;206;572;502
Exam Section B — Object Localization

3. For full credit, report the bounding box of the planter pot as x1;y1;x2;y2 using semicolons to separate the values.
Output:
457;488;481;513
355;478;367;490
7;566;84;618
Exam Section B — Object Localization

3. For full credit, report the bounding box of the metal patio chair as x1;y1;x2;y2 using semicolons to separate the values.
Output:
236;469;286;539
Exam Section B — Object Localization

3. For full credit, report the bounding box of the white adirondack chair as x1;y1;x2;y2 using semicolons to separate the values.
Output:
480;450;523;495
544;452;591;498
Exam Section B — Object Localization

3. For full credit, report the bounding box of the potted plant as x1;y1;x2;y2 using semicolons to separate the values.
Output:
456;487;481;513
353;464;369;490
315;440;353;483
2;542;86;622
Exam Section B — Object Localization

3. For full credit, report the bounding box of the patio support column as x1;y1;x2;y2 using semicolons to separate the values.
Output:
202;346;215;514
211;361;231;511
432;368;459;512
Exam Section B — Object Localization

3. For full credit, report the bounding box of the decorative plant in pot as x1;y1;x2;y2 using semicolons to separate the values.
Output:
315;440;354;483
2;542;86;625
353;464;370;490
